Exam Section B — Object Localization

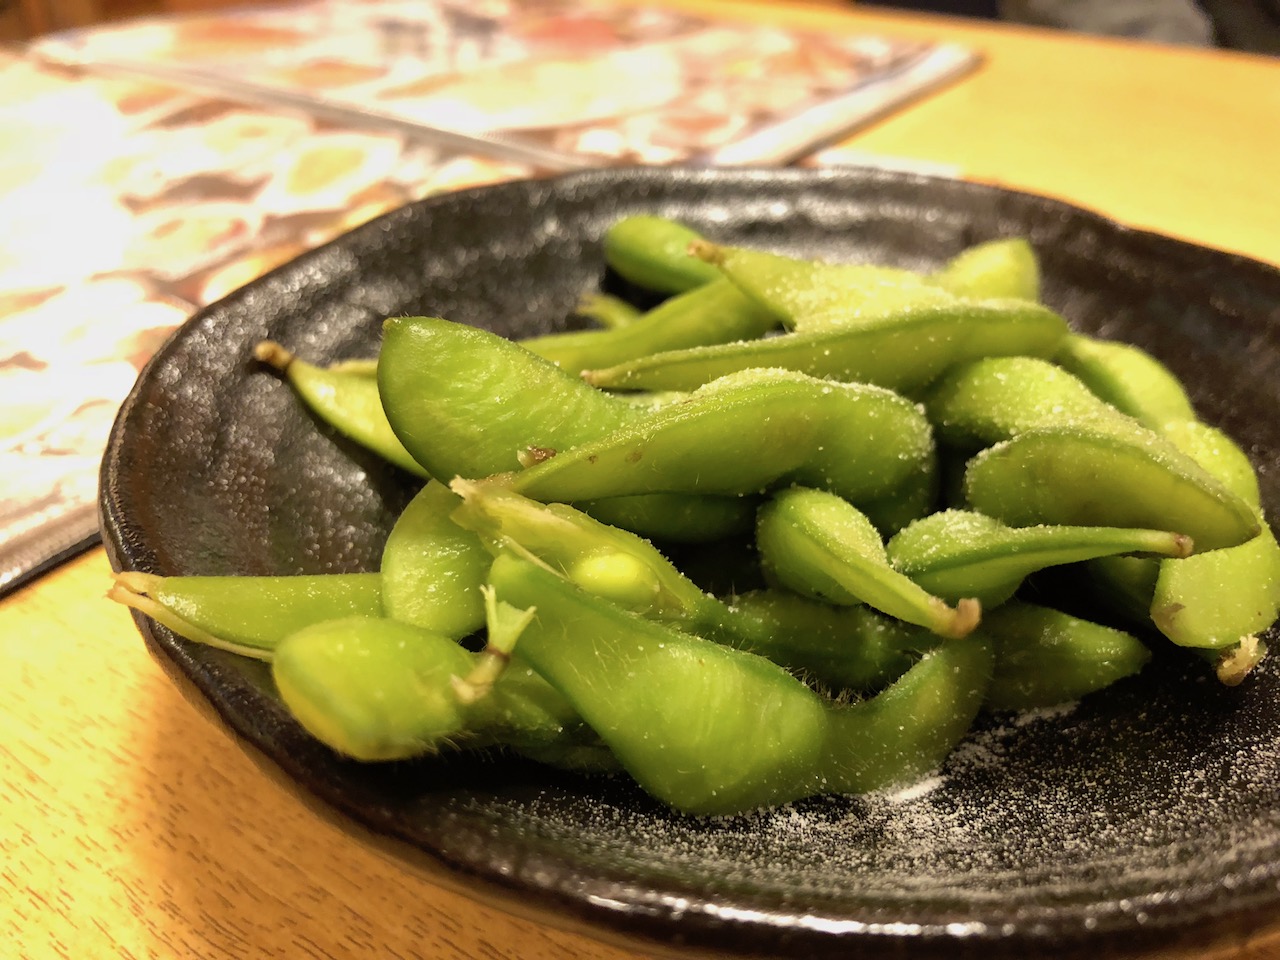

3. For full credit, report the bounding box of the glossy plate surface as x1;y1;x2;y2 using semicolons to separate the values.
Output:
100;167;1280;959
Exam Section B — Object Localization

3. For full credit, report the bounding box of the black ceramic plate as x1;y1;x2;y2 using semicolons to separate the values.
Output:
100;167;1280;959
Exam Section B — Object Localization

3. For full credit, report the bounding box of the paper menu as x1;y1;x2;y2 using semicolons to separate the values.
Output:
4;0;979;594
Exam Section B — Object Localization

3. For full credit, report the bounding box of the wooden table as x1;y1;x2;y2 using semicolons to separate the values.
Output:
4;3;1279;958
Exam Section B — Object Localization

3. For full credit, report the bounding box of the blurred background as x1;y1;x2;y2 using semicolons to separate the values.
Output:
4;0;1278;53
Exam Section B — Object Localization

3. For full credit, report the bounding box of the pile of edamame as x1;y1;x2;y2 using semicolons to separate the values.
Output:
111;215;1279;816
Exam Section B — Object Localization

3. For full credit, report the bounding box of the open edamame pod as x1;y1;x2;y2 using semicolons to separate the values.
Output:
979;603;1151;711
1055;334;1196;429
380;480;492;639
602;215;721;293
583;298;1068;395
450;478;931;692
254;340;428;478
887;509;1193;608
926;237;1040;302
109;571;382;659
756;487;980;639
963;423;1259;552
520;278;777;378
488;554;992;815
509;368;936;531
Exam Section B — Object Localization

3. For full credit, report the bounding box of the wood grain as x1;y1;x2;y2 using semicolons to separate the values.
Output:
3;3;1279;958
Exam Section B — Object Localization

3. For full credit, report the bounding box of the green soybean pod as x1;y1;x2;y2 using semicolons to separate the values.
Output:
690;239;945;331
378;316;749;542
1056;334;1196;429
584;298;1069;395
602;215;722;293
980;603;1152;711
574;292;642;329
254;340;428;478
488;554;992;814
1148;419;1280;652
272;615;597;763
922;355;1116;454
450;478;929;692
963;423;1259;552
886;509;1193;608
108;571;382;659
520;278;777;378
927;237;1041;302
380;480;493;639
379;316;636;481
511;368;936;526
756;487;980;639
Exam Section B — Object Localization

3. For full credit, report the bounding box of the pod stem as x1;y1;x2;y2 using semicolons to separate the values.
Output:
938;596;983;640
1214;635;1267;686
452;585;536;705
687;239;723;266
252;340;295;373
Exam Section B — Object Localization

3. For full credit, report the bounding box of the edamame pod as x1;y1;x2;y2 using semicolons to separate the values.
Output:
520;278;777;377
923;355;1116;454
380;480;492;638
488;554;991;814
1056;334;1196;429
756;487;980;639
272;612;597;762
574;292;641;329
887;509;1193;608
378;315;749;541
979;603;1151;711
927;237;1040;302
584;299;1069;395
109;571;382;659
602;215;721;293
1147;419;1280;651
379;316;635;480
254;341;428;478
690;239;946;331
510;368;936;529
963;424;1259;552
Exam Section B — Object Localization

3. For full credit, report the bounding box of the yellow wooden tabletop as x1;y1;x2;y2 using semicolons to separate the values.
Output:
4;3;1280;958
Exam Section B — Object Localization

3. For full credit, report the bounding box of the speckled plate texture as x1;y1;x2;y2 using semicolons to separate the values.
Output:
100;167;1280;959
